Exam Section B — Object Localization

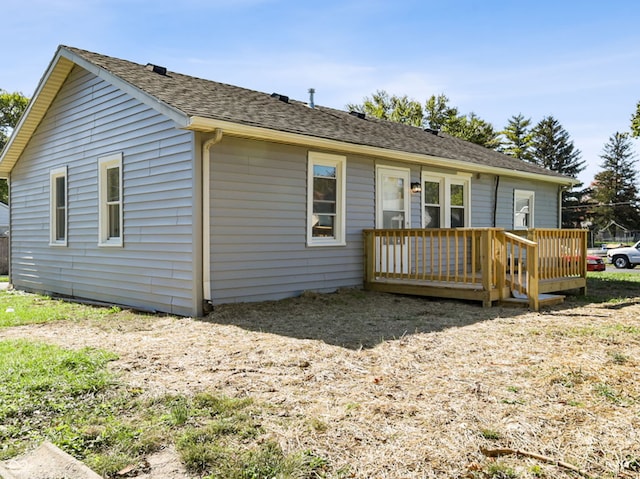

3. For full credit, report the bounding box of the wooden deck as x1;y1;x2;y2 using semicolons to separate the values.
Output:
363;228;587;311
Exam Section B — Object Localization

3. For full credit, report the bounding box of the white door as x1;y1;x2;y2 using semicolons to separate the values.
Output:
376;166;411;274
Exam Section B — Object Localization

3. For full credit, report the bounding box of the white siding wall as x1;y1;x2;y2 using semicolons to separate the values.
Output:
208;138;373;304
10;66;196;315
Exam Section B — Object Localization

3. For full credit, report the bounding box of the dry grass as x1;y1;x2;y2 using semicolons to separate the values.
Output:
2;284;640;478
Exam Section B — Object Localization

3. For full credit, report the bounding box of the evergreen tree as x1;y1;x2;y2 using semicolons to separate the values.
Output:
500;114;534;162
531;116;585;176
591;132;640;231
530;116;585;228
631;100;640;138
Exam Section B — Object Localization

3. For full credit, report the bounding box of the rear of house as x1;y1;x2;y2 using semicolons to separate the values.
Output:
0;46;576;317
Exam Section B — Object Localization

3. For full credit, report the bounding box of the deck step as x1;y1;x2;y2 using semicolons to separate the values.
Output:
500;290;565;308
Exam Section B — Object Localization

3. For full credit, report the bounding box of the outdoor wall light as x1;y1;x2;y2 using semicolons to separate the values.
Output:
410;182;422;194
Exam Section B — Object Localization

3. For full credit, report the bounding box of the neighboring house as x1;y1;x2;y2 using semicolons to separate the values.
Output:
0;202;8;235
0;202;8;275
0;46;578;316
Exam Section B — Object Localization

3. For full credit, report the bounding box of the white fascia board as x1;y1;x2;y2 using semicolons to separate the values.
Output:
186;116;577;187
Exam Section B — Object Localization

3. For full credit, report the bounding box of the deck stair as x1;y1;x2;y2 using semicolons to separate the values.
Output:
500;289;565;308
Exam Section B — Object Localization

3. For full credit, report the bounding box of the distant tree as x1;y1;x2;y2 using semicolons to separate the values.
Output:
500;114;534;162
443;112;501;150
0;89;29;204
590;132;640;231
631;100;640;138
531;116;585;177
530;116;585;227
347;90;423;127
423;94;459;130
562;186;595;229
348;91;499;149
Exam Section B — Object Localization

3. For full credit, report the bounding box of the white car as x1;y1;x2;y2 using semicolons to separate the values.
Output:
607;241;640;269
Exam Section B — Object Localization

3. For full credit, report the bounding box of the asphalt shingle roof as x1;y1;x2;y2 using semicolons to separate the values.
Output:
64;46;567;181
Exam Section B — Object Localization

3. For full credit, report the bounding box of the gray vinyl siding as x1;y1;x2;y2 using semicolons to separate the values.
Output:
494;177;560;229
209;137;373;304
469;174;495;227
9;66;196;315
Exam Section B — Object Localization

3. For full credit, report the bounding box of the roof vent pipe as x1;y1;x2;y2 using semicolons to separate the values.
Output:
308;88;315;108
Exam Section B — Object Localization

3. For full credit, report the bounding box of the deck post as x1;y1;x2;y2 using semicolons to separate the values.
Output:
363;230;374;287
494;230;508;301
580;230;588;296
480;229;493;307
527;241;540;311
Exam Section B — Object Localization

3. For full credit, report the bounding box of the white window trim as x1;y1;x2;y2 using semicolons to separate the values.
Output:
307;151;346;247
514;189;535;230
49;166;68;246
420;171;471;228
98;153;123;247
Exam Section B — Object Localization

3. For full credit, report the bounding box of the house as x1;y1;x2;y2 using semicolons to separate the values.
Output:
0;45;582;316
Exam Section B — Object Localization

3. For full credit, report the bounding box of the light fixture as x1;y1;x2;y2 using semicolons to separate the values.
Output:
410;182;422;194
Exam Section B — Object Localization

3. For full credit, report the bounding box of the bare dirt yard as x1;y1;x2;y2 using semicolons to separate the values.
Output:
2;287;640;478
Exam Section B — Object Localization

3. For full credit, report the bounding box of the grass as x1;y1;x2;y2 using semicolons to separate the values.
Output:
0;334;332;477
0;290;123;327
578;271;640;304
1;273;640;478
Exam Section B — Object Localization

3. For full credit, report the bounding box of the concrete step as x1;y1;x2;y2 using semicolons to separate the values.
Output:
0;442;101;479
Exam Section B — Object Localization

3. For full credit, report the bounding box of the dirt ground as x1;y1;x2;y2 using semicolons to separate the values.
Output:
2;288;640;478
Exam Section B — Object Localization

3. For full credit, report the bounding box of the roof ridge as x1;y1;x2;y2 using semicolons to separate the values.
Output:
2;45;573;184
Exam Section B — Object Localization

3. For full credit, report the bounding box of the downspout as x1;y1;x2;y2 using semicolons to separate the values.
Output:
493;175;500;227
558;186;564;228
202;129;223;307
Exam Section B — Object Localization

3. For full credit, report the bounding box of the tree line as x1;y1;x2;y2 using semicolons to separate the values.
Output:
349;91;640;235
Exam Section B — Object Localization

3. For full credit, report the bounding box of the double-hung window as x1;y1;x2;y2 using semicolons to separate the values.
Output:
514;189;535;229
98;153;123;246
307;152;346;246
49;166;67;246
421;172;470;228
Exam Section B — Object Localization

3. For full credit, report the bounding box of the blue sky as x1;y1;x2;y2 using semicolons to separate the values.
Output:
2;0;640;185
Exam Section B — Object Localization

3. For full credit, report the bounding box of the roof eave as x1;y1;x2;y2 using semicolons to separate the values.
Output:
186;116;577;187
0;50;75;177
0;46;190;177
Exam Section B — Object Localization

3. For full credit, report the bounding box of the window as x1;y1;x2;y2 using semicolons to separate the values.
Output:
49;166;67;246
514;189;535;229
421;172;470;228
98;153;123;246
307;152;346;246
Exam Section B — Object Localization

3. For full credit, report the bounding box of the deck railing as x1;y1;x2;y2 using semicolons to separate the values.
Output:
363;228;588;310
528;228;587;280
363;227;495;282
501;231;540;310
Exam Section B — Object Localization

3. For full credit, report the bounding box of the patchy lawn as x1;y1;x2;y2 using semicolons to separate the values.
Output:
1;274;639;478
